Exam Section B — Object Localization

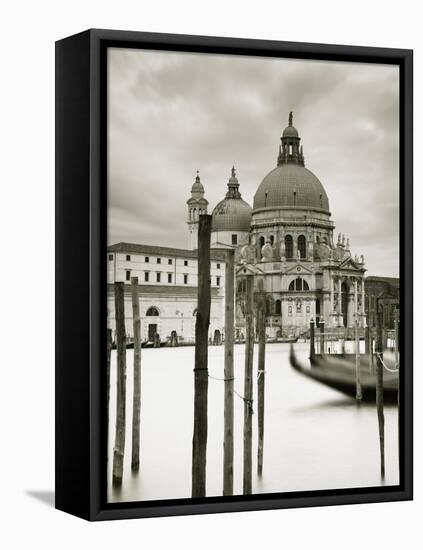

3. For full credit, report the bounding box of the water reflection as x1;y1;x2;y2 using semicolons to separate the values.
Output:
108;343;399;503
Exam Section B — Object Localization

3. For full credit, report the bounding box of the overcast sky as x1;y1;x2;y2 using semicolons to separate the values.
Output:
108;47;399;277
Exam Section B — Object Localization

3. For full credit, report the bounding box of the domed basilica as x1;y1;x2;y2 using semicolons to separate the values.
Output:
187;113;367;336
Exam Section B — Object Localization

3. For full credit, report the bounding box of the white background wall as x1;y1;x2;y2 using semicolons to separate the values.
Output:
0;1;420;548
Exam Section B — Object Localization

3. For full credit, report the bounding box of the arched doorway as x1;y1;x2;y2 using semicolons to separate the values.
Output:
146;306;159;341
213;329;221;345
170;330;178;346
341;282;349;328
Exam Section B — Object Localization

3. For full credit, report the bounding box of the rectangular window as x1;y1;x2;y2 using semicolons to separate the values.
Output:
156;272;161;283
184;274;188;284
168;258;172;265
288;305;292;317
216;276;221;286
184;260;188;266
144;271;149;282
126;254;131;261
125;270;131;281
157;257;161;264
108;254;113;261
216;263;220;269
232;234;238;245
168;273;172;283
145;256;149;263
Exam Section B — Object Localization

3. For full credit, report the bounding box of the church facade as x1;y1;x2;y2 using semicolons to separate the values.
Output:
206;113;367;337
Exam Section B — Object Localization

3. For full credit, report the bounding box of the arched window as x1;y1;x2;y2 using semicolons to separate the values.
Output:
146;306;159;316
289;278;309;291
298;235;306;259
270;235;275;246
285;235;293;258
259;236;265;248
275;299;281;315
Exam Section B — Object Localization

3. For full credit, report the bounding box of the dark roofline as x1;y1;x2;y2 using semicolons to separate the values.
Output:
107;242;227;261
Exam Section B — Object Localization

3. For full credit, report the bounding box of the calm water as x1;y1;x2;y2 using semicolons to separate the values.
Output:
108;343;399;503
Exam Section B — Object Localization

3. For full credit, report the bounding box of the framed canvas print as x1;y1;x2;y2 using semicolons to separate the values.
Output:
55;29;413;521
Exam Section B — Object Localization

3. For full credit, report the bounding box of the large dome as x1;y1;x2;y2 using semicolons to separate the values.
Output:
211;167;252;232
253;163;330;212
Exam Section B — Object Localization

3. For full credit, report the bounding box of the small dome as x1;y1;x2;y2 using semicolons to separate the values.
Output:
282;125;299;138
253;163;330;212
191;171;204;194
211;167;252;232
212;197;252;232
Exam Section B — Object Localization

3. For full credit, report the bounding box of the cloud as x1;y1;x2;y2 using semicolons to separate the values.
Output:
108;48;399;277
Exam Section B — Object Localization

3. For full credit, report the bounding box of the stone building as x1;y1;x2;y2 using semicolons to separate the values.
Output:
107;242;226;344
365;276;400;330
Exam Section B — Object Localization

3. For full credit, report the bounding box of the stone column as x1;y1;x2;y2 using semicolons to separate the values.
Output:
354;279;358;314
361;278;366;327
338;278;343;327
347;281;355;328
330;276;334;325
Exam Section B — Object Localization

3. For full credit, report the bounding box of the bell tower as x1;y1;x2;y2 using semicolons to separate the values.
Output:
186;170;208;250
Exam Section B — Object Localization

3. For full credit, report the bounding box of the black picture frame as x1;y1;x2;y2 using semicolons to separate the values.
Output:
55;28;413;521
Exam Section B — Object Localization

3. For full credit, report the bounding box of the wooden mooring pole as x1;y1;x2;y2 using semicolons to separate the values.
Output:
243;275;254;495
395;307;400;455
309;319;315;363
375;301;385;479
106;327;112;427
319;319;325;355
354;318;362;401
341;327;346;355
131;277;142;472
192;215;211;498
112;282;127;487
257;293;266;476
365;324;370;355
395;310;400;368
365;325;373;374
223;249;235;496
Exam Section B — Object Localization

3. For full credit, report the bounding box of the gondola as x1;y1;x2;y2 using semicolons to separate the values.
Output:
273;336;299;344
111;339;166;349
289;345;399;403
